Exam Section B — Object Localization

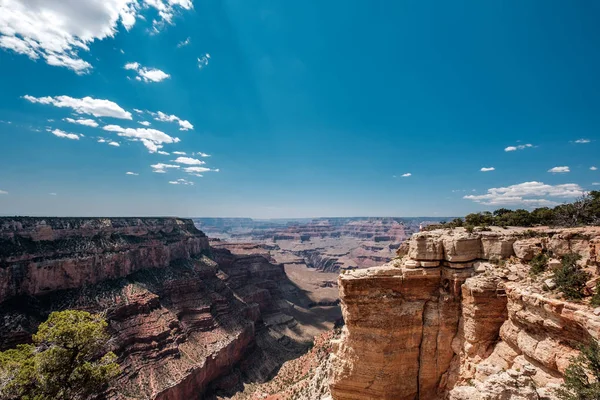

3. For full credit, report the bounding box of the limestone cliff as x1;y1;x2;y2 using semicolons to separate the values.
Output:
0;217;307;399
329;227;600;400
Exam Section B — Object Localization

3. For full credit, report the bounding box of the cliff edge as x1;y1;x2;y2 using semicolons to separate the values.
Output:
329;226;600;400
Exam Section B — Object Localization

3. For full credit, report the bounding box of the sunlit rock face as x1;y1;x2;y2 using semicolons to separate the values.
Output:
329;226;600;400
0;217;306;399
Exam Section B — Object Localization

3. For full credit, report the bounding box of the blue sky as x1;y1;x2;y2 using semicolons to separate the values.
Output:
0;1;598;218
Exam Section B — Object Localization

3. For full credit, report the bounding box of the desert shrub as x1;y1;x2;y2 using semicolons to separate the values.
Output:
592;282;600;307
553;253;589;300
555;338;600;399
465;225;475;233
0;310;119;400
529;253;549;276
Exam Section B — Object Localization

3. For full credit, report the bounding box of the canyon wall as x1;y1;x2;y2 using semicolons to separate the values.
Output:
0;217;307;399
329;226;600;400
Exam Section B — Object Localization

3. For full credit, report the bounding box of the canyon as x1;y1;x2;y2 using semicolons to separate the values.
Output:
0;217;331;399
3;217;600;400
329;226;600;400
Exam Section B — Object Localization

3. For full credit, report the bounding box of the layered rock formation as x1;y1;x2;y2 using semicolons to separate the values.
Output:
0;217;309;399
195;217;442;273
329;227;600;400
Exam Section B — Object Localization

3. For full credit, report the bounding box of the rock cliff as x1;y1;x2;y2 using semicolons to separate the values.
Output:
0;217;308;399
329;226;600;400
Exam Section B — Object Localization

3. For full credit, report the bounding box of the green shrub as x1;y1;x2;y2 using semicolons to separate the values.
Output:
0;310;119;400
465;225;475;234
553;253;589;300
529;253;549;276
591;282;600;307
555;338;600;399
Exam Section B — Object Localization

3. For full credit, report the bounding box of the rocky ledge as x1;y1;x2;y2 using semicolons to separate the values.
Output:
329;226;600;400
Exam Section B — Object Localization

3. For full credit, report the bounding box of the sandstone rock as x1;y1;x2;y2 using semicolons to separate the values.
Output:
443;233;483;262
544;279;556;290
513;238;543;261
329;227;600;400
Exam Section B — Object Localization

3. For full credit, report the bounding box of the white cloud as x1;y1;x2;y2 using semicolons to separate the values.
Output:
126;171;139;176
169;178;194;185
463;181;584;207
574;139;591;144
194;152;210;157
124;62;170;82
139;121;151;126
172;151;186;155
98;138;106;143
157;150;170;155
0;190;7;194
504;144;533;152
124;62;140;70
108;141;120;147
151;163;180;173
49;192;57;196
24;95;132;119
103;124;179;153
548;166;570;173
151;110;193;130
480;167;495;172
64;117;99;127
198;53;210;69
401;173;411;177
177;37;191;48
592;183;600;186
591;166;598;171
183;166;218;175
0;0;193;73
51;129;79;140
173;156;205;166
133;108;144;114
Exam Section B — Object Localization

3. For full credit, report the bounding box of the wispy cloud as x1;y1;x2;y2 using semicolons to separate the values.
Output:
548;166;570;173
157;151;170;155
126;172;139;176
0;189;7;195
198;53;211;69
125;62;170;83
480;167;495;172
574;139;591;144
172;151;186;155
504;144;533;152
177;37;191;48
591;166;598;171
151;163;180;173
194;152;210;157
183;166;219;177
401;173;411;177
24;95;132;119
64;117;99;127
173;156;205;165
169;178;194;185
150;111;193;131
49;192;57;196
138;121;151;126
108;141;120;147
103;125;179;153
50;129;79;140
464;181;583;207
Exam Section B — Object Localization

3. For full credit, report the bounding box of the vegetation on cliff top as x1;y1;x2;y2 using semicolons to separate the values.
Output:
0;310;119;400
425;191;600;230
556;338;600;400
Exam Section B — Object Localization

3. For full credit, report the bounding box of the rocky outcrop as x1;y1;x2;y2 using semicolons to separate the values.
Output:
0;217;307;399
329;226;600;400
